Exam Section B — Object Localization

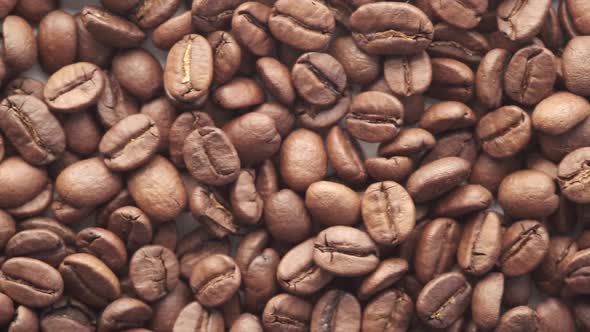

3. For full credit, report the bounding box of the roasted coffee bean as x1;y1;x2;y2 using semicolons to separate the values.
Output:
168;111;214;167
384;51;432;97
429;0;487;29
140;97;176;153
362;181;415;246
314;226;379;277
562;36;590;96
472;272;504;330
255;159;279;202
153;12;194;51
4;77;45;100
310;290;361;332
503;275;532;307
223;112;281;166
214;77;265;110
378;128;436;158
406;157;471;203
268;0;335;51
428;57;475;102
476;48;511;109
191;0;243;32
5;229;67;266
178;229;231;279
40;297;96;332
0;210;15;250
112;48;163;102
75;13;113;68
419;101;477;135
457;211;502;276
150;281;191;332
533;92;590;136
558;147;590;204
292;52;347;108
62;110;102;157
130;245;180;302
536;298;576;332
190;185;238;238
535;236;577;295
127;0;180;29
469;152;521;193
164;34;213;108
500;220;550;277
190;254;241;307
0;157;48;209
498;170;559;219
504;45;556;105
476;105;531;158
38;10;78;74
421;130;478;165
346;91;404;143
242;248;280;312
429;23;490;65
415;218;462;284
295;92;352;130
108;205;153;252
262;294;312;332
2;15;37;72
365;156;414;182
80;6;146;48
431;184;492;218
0;95;66;165
362;289;413;332
76;227;127;272
230;313;263;332
9;305;39;332
96;72;139;129
230;169;264;226
17;218;74;249
416;272;472;329
306;181;361;227
563;248;590;295
325;126;368;186
16;0;58;21
349;2;434;55
495;306;538;332
44;62;106;113
497;0;551;42
358;258;408;300
231;2;275;56
264;189;312;243
98;297;152;332
51;198;94;225
256;57;295;105
0;257;64;308
328;35;380;85
173;301;224;332
280;129;327;192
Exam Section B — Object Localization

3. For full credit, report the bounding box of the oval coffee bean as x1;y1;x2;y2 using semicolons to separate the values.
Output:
558;147;590;204
208;31;242;85
431;184;492;218
230;314;263;332
214;77;265;110
0;157;48;209
231;2;275;56
310;290;361;332
80;5;146;48
190;185;238;238
306;181;361;227
500;220;550;277
362;289;413;332
498;170;559;219
325;126;368;186
533;92;590;136
168;111;214;167
112;48;163;102
5;229;67;267
130;245;180;302
378;127;436;158
362;181;415;246
190;254;241;307
38;10;77;74
223;112;281;167
230;169;263;226
191;0;243;32
314;226;379;277
256;57;295;105
280;129;327;192
504;45;556;106
428;57;475;102
534;236;577;295
128;0;180;29
357;258;409;300
563;248;590;295
264;189;311;243
292;52;346;108
497;0;551;42
472;272;504;330
108;205;153;252
346;91;404;143
0;95;66;165
495;306;538;332
457;211;503;276
76;227;127;272
419;101;476;135
173;301;224;332
242;247;280;312
44;62;106;113
416;272;472;329
2;15;37;71
384;51;431;97
476;48;511;109
98;297;152;332
415;218;462;284
329;35;380;85
75;13;113;68
477;105;532;159
406;157;471;203
429;0;487;30
262;294;312;332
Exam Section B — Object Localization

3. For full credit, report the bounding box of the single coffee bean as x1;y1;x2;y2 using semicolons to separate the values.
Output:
242;248;280;312
415;218;461;284
469;152;521;193
234;229;269;275
421;130;478;165
280;129;327;192
231;2;275;56
0;95;66;165
164;34;213;108
95;189;134;227
262;294;312;332
62;110;102;157
205;31;241;86
362;181;415;246
533;92;590;136
230;314;263;332
168;111;214;167
539;115;590;162
292;52;346;108
112;48;163;102
378;128;436;158
561;36;590;96
310;290;361;332
476;105;531;158
214;77;265;110
325;126;367;185
428;57;475;102
306;181;361;227
190;254;241;307
383;51;431;97
362;289;413;332
51;198;94;225
191;0;243;32
503;275;532;307
8;305;39;332
5;229;67;267
428;24;490;65
534;236;577;295
558;147;590;204
44;62;106;113
178;229;230;279
457;211;502;276
98;297;152;332
495;306;538;332
559;0;579;39
130;245;180;302
429;0;487;29
263;189;312;243
276;238;334;296
416;272;472;329
38;10;77;74
2;15;37;71
183;126;241;186
153;12;193;51
230;169;264;226
406;157;471;203
127;0;180;29
190;185;238;238
295;92;352;130
567;0;590;34
540;7;563;52
15;0;58;21
223;112;281;166
40;297;97;332
256;57;295;105
128;155;187;222
365;156;414;182
96;72;139;129
349;2;434;55
80;6;146;48
500;220;550;277
140;97;176;153
329;35;380;85
5;181;52;219
346;91;404;143
150;281;192;332
75;13;113;68
0;157;48;209
419;101;477;135
358;258;408;300
536;298;576;332
314;226;379;277
99;114;159;171
497;0;551;42
472;273;504;330
107;206;153;252
504;45;556;105
498;170;559;219
431;184;492;218
268;0;335;51
173;301;224;332
76;227;127;272
476;48;511;109
56;158;123;208
0;257;64;308
563;248;590;295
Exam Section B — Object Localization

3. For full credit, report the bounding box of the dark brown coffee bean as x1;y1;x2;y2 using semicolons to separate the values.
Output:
0;95;66;165
5;229;66;267
428;57;475;102
190;185;238;238
314;226;379;277
431;184;492;218
500;220;550;277
533;92;590;136
223;112;281;166
362;289;413;332
130;245;179;302
230;169;264;226
415;218;461;284
268;0;335;51
477;105;531;158
276;238;333;296
191;0;243;32
98;298;152;332
310;290;360;332
0;157;48;209
362;181;415;246
421;130;478;166
498;170;559;219
242;248;280;312
15;0;57;21
495;306;538;332
349;2;434;55
168;111;214;167
358;258;408;300
96;72;139;129
280;129;327;192
2;16;37;72
558;147;590;204
292;52;346;108
534;236;577;295
329;35;380;85
497;0;551;42
378;128;436;158
108;206;153;252
383;51;432;97
128;155;187;222
563;248;590;295
561;37;590;96
230;313;263;332
190;254;240;307
407;157;472;203
476;48;511;109
112;48;163;102
305;181;360;227
231;2;275;56
472;272;504;330
127;0;180;29
62;110;102;157
419;101;477;135
80;6;146;48
256;57;295;105
504;45;556;105
164;34;213;108
38;10;77;74
262;294;312;332
153;12;194;51
44;62;106;113
325;126;367;185
346;91;404;143
51;198;94;225
40;297;97;332
0;257;64;308
173;301;224;332
264;189;312;243
429;0;487;29
457;211;502;276
76;227;127;272
429;23;490;65
416;272;472;329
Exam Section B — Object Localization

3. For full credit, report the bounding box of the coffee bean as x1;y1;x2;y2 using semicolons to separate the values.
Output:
407;157;471;203
292;52;346;108
384;51;432;97
325;125;368;186
168;111;214;167
428;57;475;102
504;45;556;105
0;95;66;165
40;297;96;332
476;48;511;109
310;290;361;332
416;272;472;329
306;181;361;227
362;289;413;332
5;229;66;267
256;57;295;105
0;210;15;250
38;10;77;74
429;0;487;29
268;0;335;51
190;184;238;238
190;254;241;307
533;92;590;136
558;147;590;204
264;189;312;243
349;2;434;55
98;297;152;332
230;314;263;332
191;0;243;32
153;12;193;51
537;298;576;332
262;294;312;332
358;258;408;300
44;62;106;113
329;35;380;85
365;156;414;182
230;169;264;226
2;16;37;71
0;257;64;308
108;205;153;252
130;245;180;302
80;6;146;48
420;101;477;135
127;0;180;29
346;91;404;143
280;129;327;192
295;92;352;130
314;226;379;277
498;170;559;219
255;159;279;202
535;236;577;295
178;229;230;279
431;184;493;218
563;248;590;295
75;13;113;68
0;157;48;209
497;0;551;42
223;112;281;166
4;77;45;100
415;218;461;284
16;0;58;21
495;306;538;332
457;211;503;276
242;248;280;312
112;48;163;102
378;128;436;158
76;227;127;272
231;2;275;56
500;220;550;277
62;110;101;157
173;301;224;332
214;77;265;110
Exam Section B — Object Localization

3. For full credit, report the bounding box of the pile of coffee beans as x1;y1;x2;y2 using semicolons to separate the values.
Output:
1;0;590;331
